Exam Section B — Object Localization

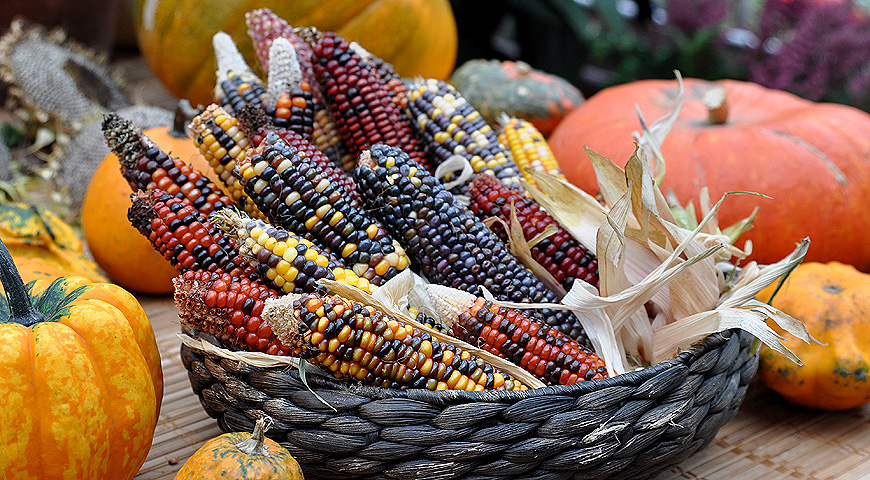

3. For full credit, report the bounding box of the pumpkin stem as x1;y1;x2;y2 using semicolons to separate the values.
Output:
0;238;44;326
703;86;728;125
171;100;198;139
235;417;271;457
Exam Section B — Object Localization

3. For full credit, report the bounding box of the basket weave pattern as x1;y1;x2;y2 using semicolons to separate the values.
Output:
181;329;759;480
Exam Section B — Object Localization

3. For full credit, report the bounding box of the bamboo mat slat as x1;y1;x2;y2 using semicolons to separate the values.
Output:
133;295;870;480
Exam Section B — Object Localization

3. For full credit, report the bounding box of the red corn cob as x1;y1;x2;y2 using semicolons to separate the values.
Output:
102;113;232;217
468;172;599;290
427;285;608;385
299;28;431;172
174;270;290;355
127;189;261;282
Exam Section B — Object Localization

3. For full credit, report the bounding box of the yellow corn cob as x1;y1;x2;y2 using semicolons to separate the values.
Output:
497;116;565;189
211;209;376;295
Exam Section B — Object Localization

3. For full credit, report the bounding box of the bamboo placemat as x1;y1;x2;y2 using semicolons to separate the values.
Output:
133;295;870;480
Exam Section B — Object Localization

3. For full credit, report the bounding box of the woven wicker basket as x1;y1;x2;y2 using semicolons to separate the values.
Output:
180;326;759;480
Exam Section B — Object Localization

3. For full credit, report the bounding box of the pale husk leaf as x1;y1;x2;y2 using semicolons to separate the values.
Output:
632;70;685;185
521;172;605;252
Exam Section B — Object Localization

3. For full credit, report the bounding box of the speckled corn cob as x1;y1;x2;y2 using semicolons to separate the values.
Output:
102;113;231;217
211;209;376;295
407;79;521;190
354;144;590;344
237;133;410;285
236;105;362;209
212;32;268;116
174;270;290;355
468;173;599;291
299;28;431;172
262;293;528;391
128;190;260;281
188;104;266;220
498;116;565;188
246;8;315;76
428;285;607;385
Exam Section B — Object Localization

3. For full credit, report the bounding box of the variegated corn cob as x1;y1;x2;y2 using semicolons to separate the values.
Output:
299;28;431;173
188;104;266;220
213;32;269;115
406;79;522;190
354;144;591;345
211;209;376;295
245;8;315;77
261;293;528;391
236;104;363;209
237;133;410;285
427;285;607;385
497;116;565;188
264;37;314;138
174;270;290;355
101;113;231;217
128;189;261;281
468;173;599;291
245;11;352;171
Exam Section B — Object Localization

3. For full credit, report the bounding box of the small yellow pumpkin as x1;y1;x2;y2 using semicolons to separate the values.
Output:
757;262;870;410
174;418;304;480
0;238;162;479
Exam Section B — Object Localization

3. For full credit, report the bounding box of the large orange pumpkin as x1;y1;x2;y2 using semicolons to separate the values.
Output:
136;0;458;106
0;239;160;479
550;79;870;270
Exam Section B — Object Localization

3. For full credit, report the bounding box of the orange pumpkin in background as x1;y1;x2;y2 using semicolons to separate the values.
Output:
550;78;870;270
136;0;458;106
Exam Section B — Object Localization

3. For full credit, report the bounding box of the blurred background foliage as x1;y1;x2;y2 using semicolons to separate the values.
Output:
449;0;870;111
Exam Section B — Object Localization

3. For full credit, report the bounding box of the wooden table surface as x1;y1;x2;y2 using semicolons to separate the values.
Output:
132;294;870;480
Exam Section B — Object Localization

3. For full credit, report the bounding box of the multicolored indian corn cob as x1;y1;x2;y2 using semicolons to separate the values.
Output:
354;144;591;345
260;293;528;391
497;116;565;188
237;133;410;285
174;270;290;355
299;28;431;173
102;113;232;217
236;105;362;209
188;104;266;220
212;32;269;115
211;209;376;295
468;173;599;291
127;189;260;281
263;37;314;138
245;8;315;77
427;285;607;385
406;78;521;190
245;11;351;169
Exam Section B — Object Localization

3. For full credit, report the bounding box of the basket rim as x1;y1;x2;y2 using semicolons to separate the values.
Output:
184;327;744;403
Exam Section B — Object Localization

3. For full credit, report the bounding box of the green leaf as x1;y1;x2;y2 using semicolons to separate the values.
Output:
1;124;24;148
